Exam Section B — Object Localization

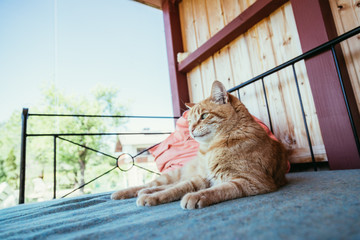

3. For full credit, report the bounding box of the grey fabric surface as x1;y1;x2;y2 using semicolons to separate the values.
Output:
0;169;359;240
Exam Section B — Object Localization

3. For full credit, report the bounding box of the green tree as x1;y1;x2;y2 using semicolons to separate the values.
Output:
0;112;21;189
32;84;127;193
0;156;6;183
0;131;5;183
3;148;18;188
0;84;127;199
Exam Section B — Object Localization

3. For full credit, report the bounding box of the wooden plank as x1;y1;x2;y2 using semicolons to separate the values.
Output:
268;3;326;162
228;0;265;121
191;0;215;99
227;0;261;119
192;0;211;46
228;35;253;87
207;0;235;91
187;67;204;103
134;0;163;9
291;145;327;163
162;0;190;116
212;46;234;90
229;34;262;118
179;0;197;52
282;5;324;150
199;58;216;98
178;0;288;73
178;0;204;103
291;0;360;169
245;21;273;126
207;0;226;36
239;0;258;10
329;0;360;113
221;0;242;24
224;0;248;89
253;19;295;146
262;15;298;152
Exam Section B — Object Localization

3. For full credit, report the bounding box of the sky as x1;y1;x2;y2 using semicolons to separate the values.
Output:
0;0;174;131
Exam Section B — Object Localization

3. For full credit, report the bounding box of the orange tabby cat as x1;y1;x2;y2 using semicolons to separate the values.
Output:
111;81;288;209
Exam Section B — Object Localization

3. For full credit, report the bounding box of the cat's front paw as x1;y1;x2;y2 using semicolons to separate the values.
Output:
111;190;133;200
180;192;209;209
137;186;166;196
136;194;160;206
111;186;143;200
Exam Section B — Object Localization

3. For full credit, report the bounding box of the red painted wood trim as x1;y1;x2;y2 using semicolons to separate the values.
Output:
291;0;360;169
162;0;189;117
177;0;288;73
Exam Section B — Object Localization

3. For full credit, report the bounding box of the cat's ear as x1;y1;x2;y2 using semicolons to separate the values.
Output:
210;81;229;104
185;102;195;109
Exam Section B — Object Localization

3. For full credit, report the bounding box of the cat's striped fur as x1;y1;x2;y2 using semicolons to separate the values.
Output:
111;81;288;209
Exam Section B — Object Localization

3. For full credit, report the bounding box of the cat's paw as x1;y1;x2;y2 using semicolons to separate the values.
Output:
137;186;166;196
180;192;209;209
111;190;132;200
136;194;160;206
111;187;141;200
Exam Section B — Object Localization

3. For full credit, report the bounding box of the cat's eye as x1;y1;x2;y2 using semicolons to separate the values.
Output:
201;113;209;120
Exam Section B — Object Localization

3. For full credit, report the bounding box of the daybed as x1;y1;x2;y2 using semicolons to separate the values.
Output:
1;170;359;239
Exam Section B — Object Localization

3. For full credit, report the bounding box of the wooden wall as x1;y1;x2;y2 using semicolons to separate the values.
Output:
329;0;360;114
178;0;328;163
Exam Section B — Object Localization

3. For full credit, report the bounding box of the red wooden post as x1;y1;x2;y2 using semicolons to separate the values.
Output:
162;0;189;117
291;0;360;169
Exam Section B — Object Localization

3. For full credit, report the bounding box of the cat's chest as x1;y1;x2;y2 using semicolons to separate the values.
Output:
193;149;231;185
202;154;228;186
207;167;226;186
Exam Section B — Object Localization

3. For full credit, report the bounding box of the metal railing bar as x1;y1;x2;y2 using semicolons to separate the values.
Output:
57;136;118;160
53;136;57;199
331;46;360;155
133;143;160;158
228;26;360;93
58;137;161;198
133;164;161;176
19;108;28;204
61;166;118;199
261;77;273;133
236;89;241;101
292;64;317;171
28;113;180;119
27;132;173;137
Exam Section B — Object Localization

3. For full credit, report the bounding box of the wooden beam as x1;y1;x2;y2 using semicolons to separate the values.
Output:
177;0;288;73
291;0;360;169
162;0;189;117
133;0;162;10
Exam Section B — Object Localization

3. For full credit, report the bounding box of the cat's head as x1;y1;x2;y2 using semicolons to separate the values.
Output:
186;81;239;144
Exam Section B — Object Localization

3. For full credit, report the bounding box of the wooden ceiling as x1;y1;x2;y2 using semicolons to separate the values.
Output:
133;0;163;9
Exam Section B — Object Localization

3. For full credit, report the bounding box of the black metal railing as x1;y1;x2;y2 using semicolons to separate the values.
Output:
228;26;360;171
19;110;179;204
